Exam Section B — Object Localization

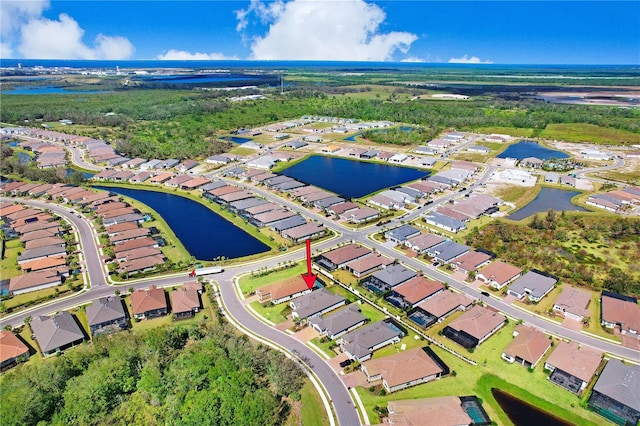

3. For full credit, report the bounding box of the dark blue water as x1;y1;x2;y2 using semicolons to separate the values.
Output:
492;389;572;426
17;152;31;164
93;186;269;260
280;155;428;198
2;86;108;95
65;168;95;179
222;136;253;144
343;134;361;142
507;187;586;220
498;140;569;160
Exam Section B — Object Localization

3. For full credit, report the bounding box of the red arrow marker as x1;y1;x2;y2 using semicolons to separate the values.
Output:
301;238;317;290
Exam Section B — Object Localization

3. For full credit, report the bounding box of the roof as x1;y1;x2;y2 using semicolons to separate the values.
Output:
271;215;307;231
30;312;84;353
363;347;443;388
387;397;472;426
429;240;470;262
509;271;557;299
258;276;310;301
20;256;66;272
309;305;367;336
503;325;551;365
417;290;473;318
546;341;602;383
407;233;445;251
447;305;505;340
329;202;358;215
252;209;296;225
370;264;417;287
291;288;345;319
282;223;325;239
342;321;402;359
86;296;127;327
320;244;372;266
9;270;62;292
345;254;392;274
0;331;29;363
453;251;492;272
131;286;167;315
424;212;466;230
601;294;640;332
593;359;640;412
553;286;591;318
386;224;421;241
170;286;201;314
393;276;444;305
478;261;523;285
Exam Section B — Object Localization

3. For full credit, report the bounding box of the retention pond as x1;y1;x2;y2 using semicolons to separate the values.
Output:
492;388;573;426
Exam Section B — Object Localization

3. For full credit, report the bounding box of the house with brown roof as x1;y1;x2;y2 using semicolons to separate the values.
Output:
386;276;445;309
387;397;475;426
9;270;63;295
24;236;65;250
552;286;592;322
256;276;312;305
114;237;159;254
281;223;326;243
453;251;493;274
131;285;168;319
316;244;372;271
117;254;166;275
405;232;445;255
501;325;552;368
115;247;163;263
361;346;447;393
171;285;202;319
344;254;393;278
415;290;474;323
19;228;62;243
20;255;67;273
600;291;640;336
109;227;150;244
250;209;296;227
545;341;602;394
340;206;381;224
0;331;30;369
476;261;522;290
443;305;506;349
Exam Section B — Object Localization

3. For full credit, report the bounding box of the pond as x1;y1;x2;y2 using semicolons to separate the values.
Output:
492;388;573;426
498;140;569;160
93;186;270;260
507;187;586;220
65;169;95;179
2;86;109;95
222;136;253;144
280;155;429;198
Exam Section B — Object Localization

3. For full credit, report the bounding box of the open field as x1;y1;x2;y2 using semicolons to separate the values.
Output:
0;238;22;279
540;123;640;145
238;263;305;296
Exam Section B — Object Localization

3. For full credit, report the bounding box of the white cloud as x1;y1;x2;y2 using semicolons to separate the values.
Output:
448;55;492;64
236;0;417;61
17;13;134;59
0;0;49;57
401;57;426;63
157;49;238;60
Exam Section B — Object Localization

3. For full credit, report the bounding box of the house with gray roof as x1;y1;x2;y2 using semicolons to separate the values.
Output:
362;264;417;292
86;296;128;336
508;270;558;302
427;241;470;265
102;213;145;227
339;320;403;362
205;155;232;165
264;175;294;188
17;245;67;265
159;158;180;169
414;146;438;155
200;181;228;192
229;197;268;214
314;196;345;210
285;140;308;149
588;359;640;426
290;288;346;320
396;187;423;200
309;304;367;339
273;180;306;192
271;215;307;232
424;212;467;233
30;312;85;356
385;224;421;244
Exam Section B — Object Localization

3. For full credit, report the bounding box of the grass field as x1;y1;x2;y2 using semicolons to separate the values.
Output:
475;126;535;138
0;238;22;279
540;123;640;145
284;379;331;426
238;263;306;296
250;300;290;324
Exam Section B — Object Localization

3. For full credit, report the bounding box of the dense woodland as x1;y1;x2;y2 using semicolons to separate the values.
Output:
0;321;305;426
467;212;640;296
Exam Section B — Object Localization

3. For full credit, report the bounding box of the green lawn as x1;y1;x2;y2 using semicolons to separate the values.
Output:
309;336;337;358
474;126;535;138
2;285;76;313
250;300;290;324
297;379;331;426
0;238;22;279
238;263;306;296
540;123;640;145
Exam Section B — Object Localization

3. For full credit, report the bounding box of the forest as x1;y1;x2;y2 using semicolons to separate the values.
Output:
0;321;306;426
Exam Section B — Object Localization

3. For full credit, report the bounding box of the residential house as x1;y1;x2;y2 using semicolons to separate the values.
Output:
361;263;417;293
9;270;62;295
131;286;168;319
341;206;380;224
552;286;592;322
0;331;30;369
476;261;523;290
386;397;475;426
545;341;602;394
600;291;640;336
344;254;392;278
30;312;84;356
588;359;640;426
316;244;372;271
361;346;447;393
117;254;166;275
328;202;359;216
385;224;421;244
86;296;128;336
443;305;506;349
171;284;202;319
507;271;558;302
424;212;466;233
386;276;444;310
339;320;403;362
290;288;346;320
309;305;367;340
177;159;198;173
405;233;445;255
256;276;312;305
414;290;473;323
501;325;552;368
281;223;326;243
250;209;296;227
271;215;307;233
453;251;493;274
369;194;400;210
427;241;470;265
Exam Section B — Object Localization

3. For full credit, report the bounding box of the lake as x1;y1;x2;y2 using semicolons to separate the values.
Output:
498;140;569;160
280;155;429;198
93;186;269;260
2;86;109;95
222;136;253;144
492;388;573;426
508;187;586;220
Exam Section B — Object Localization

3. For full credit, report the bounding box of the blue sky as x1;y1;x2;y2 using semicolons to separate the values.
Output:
1;1;638;64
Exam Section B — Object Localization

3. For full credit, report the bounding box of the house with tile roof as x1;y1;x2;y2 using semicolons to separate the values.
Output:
0;330;30;369
476;261;523;290
588;359;640;426
290;288;346;320
309;304;367;340
405;233;445;255
443;305;506;349
508;270;558;302
414;290;474;323
30;312;85;356
171;285;202;320
361;346;448;393
600;291;640;336
386;276;445;309
386;397;475;426
552;286;592;322
9;270;63;295
545;341;602;394
339;320;403;362
86;296;128;336
344;254;393;278
131;285;168;320
501;325;552;368
256;276;312;305
316;244;372;271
